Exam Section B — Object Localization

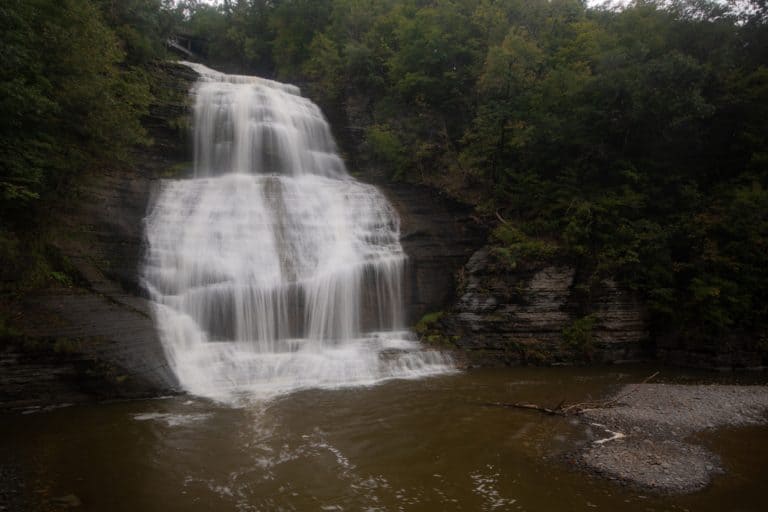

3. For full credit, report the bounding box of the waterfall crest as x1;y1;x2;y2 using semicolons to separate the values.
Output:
142;62;452;401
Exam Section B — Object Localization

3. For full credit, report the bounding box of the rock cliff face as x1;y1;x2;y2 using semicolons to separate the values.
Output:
432;244;766;369
0;62;196;410
378;183;486;324
435;248;650;366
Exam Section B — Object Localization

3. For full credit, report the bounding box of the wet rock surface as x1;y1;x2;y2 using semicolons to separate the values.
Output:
1;288;179;410
574;384;768;493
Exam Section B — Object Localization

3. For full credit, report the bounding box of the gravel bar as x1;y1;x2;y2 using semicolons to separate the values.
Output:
576;384;768;493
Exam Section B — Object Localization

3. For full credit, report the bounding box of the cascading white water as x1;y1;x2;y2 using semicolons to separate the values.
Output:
142;62;452;401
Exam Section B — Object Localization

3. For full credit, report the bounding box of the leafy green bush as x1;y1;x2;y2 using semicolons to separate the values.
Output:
415;311;445;336
562;315;597;359
490;224;558;269
365;124;408;180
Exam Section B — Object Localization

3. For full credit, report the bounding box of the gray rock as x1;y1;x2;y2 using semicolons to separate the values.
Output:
576;383;768;494
438;247;649;366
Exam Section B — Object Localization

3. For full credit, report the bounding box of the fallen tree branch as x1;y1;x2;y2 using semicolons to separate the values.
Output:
486;402;565;415
485;371;660;417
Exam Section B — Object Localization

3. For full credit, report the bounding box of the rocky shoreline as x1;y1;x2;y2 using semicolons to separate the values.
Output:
569;383;768;493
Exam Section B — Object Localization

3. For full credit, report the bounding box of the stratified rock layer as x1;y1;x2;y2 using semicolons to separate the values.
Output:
439;248;649;365
0;62;197;409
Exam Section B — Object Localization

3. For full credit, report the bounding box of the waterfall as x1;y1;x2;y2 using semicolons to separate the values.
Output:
142;62;452;401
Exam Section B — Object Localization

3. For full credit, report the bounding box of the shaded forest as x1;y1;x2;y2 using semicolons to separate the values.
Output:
1;0;766;347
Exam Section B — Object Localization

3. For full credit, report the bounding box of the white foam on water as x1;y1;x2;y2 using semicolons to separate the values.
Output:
142;62;453;403
133;412;213;427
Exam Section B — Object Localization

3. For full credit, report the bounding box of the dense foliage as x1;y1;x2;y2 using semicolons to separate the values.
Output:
1;0;765;345
0;0;172;284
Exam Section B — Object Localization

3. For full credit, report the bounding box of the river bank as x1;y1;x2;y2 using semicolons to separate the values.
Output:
572;383;768;494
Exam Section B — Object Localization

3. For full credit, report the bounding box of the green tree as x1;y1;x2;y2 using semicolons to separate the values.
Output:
1;0;151;218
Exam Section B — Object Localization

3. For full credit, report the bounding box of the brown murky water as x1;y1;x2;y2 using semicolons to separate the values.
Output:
2;367;767;511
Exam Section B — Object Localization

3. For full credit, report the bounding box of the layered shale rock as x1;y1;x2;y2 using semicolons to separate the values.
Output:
435;247;649;366
0;62;197;409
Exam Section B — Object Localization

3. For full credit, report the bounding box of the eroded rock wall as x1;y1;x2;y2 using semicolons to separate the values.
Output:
379;183;486;324
0;62;197;410
436;248;650;366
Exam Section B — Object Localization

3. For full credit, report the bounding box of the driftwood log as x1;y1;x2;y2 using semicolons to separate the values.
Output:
487;372;660;416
